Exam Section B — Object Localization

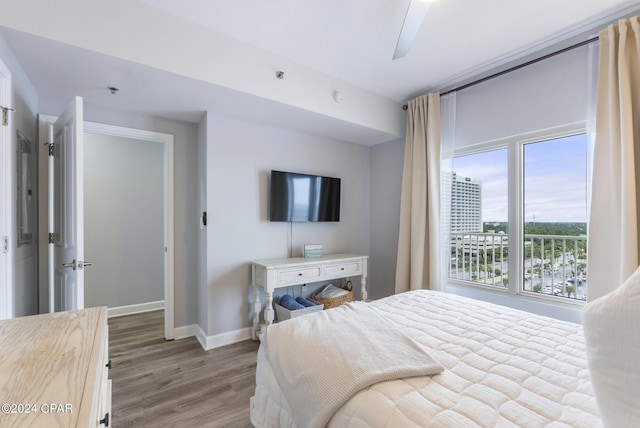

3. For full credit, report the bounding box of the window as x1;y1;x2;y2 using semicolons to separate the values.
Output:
447;131;589;303
522;135;588;301
449;148;508;286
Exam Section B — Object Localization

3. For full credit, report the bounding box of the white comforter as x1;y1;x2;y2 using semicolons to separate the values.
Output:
250;290;601;427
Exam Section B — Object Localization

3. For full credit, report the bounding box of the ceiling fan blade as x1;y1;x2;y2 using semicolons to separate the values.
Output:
393;0;433;60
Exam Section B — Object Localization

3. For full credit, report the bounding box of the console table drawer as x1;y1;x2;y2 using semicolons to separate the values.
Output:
278;267;322;284
324;261;362;277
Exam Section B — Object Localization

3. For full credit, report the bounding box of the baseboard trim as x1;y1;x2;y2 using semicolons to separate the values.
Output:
195;325;208;350
194;325;252;351
162;322;252;350
107;301;164;318
173;324;198;340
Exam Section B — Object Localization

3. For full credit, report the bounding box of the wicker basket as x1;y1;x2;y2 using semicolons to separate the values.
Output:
274;301;324;321
310;289;354;309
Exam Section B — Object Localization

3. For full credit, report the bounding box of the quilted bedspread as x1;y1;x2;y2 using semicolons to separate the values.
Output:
250;290;601;427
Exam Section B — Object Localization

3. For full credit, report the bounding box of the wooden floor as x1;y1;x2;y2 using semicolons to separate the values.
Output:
108;310;259;427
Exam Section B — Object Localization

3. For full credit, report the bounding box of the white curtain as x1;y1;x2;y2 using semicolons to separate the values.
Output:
587;16;640;301
395;93;441;293
439;93;457;292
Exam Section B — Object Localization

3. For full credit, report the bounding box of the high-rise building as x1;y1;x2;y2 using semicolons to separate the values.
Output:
450;172;482;232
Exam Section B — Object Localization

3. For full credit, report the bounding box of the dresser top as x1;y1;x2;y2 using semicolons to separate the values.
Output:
252;253;367;269
0;307;107;428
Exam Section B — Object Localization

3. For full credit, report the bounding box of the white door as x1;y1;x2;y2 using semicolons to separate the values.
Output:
52;96;85;311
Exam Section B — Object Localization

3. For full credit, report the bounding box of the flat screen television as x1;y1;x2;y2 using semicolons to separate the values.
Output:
269;170;341;222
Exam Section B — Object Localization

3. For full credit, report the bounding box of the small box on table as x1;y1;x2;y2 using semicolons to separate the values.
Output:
304;244;323;258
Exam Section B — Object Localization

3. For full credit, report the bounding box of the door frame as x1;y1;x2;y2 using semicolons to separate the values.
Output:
37;117;175;339
84;121;175;340
0;58;12;320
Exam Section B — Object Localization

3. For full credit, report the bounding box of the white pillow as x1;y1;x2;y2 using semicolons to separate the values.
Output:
583;265;640;427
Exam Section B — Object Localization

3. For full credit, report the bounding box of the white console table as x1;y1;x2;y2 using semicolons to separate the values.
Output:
251;253;368;340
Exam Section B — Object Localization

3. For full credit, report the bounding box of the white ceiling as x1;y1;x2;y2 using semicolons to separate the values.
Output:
0;26;402;145
1;0;639;145
140;0;639;101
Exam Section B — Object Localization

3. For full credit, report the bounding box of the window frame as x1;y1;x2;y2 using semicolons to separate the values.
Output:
448;123;588;308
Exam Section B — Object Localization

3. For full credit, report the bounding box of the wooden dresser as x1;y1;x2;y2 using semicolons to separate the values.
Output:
0;307;111;427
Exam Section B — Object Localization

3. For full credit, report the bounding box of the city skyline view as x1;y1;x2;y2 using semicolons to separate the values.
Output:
451;134;588;224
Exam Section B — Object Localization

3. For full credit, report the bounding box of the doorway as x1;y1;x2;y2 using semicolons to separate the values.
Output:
84;132;164;312
84;122;175;340
37;116;175;339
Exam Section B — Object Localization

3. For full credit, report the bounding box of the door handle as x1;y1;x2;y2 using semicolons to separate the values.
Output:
62;260;93;270
76;260;93;270
62;259;77;270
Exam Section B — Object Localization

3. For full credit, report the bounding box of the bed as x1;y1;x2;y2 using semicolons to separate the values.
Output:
250;290;605;427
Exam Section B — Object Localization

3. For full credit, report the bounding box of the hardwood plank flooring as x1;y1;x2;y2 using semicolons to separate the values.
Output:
108;310;259;427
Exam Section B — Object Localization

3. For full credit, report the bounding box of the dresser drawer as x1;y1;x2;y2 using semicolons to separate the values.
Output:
324;261;362;277
278;267;322;284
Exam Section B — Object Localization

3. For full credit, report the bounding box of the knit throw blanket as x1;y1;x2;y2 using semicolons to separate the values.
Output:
264;301;444;428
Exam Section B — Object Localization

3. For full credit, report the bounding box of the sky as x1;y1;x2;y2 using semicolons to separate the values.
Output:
452;134;588;223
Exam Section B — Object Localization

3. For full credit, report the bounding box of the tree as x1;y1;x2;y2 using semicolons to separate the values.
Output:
565;285;575;298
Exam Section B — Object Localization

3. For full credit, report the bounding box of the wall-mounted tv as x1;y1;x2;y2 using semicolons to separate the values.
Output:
269;170;341;222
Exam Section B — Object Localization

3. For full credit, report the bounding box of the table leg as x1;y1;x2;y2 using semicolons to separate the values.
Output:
264;291;275;326
361;274;368;301
252;283;261;341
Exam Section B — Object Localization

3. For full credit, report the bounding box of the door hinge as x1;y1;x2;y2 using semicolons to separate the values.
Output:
2;236;8;253
0;106;15;126
48;233;55;244
47;143;54;156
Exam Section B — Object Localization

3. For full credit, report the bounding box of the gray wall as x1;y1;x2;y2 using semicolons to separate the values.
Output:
369;138;404;300
77;104;199;328
0;34;38;317
204;114;370;336
197;113;208;331
83;132;164;309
